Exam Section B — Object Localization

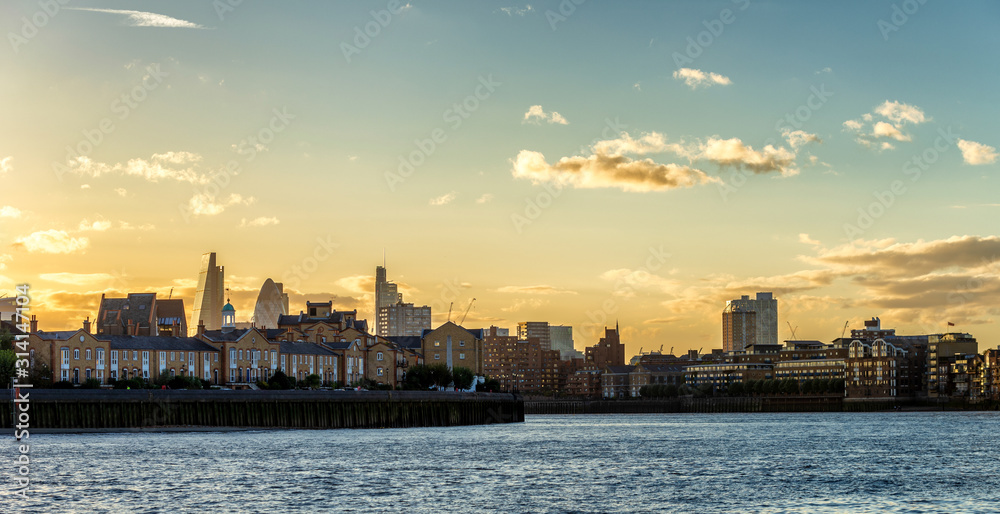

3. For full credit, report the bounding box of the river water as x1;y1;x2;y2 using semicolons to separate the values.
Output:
6;412;1000;513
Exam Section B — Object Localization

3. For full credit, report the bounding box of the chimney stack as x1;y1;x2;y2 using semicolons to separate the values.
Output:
83;317;91;334
127;319;135;336
29;315;38;334
197;319;206;337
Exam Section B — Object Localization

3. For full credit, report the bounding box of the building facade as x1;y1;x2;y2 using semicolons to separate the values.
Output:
192;252;225;331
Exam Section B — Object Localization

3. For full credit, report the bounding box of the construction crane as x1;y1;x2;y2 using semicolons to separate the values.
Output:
459;298;476;325
639;347;644;355
168;287;173;299
840;321;850;338
447;302;453;322
659;345;664;353
669;346;674;355
786;321;798;340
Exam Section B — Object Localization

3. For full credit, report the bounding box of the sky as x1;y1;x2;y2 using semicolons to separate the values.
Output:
1;0;999;356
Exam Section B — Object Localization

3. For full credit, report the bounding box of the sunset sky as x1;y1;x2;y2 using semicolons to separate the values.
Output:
2;1;999;356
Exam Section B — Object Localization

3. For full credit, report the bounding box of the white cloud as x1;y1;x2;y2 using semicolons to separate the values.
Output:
12;230;89;254
0;157;11;175
78;219;112;231
0;206;22;218
782;129;822;149
523;105;570;125
476;193;494;204
496;5;533;16
114;187;128;197
80;184;91;189
697;137;799;176
429;191;457;206
957;139;998;165
68;8;208;28
672;68;731;89
844;100;928;149
633;82;642;91
118;221;155;231
186;193;255;216
39;272;115;286
872;121;910;141
494;285;577;295
799;233;821;246
66;152;211;184
512;150;718;192
874;100;928;126
239;216;280;228
815;67;833;74
501;297;548;313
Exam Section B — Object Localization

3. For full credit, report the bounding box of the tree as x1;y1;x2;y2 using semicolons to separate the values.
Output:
0;326;13;351
476;376;501;393
744;380;757;396
81;378;102;389
304;374;322;389
403;364;435;390
268;370;293;390
814;379;829;395
452;366;474;390
0;349;16;387
664;384;679;398
801;380;813;395
427;364;453;389
781;379;799;395
728;382;745;397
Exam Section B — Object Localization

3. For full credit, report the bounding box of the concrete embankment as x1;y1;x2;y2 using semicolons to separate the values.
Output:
2;389;524;431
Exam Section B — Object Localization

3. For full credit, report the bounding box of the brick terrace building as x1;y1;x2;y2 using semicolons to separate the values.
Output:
483;326;560;392
845;338;926;399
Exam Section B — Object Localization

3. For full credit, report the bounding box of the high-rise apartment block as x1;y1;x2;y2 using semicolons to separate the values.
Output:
517;321;552;351
192;252;225;331
722;292;777;352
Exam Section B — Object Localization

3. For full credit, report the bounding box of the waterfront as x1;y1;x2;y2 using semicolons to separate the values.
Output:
8;412;1000;513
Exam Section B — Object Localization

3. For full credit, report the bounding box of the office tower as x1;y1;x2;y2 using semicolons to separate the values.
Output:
722;292;777;352
549;325;576;358
253;278;289;329
192;252;225;331
375;263;431;337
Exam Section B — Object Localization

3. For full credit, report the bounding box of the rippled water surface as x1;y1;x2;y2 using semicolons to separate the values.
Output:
7;412;1000;513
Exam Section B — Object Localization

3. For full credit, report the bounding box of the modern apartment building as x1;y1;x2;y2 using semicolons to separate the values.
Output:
723;292;777;351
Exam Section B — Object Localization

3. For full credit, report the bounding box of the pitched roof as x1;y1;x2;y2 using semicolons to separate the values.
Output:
606;365;635;374
279;340;336;356
264;328;287;340
97;293;157;331
34;330;80;341
385;336;422;349
0;319;26;336
98;334;219;352
200;328;254;342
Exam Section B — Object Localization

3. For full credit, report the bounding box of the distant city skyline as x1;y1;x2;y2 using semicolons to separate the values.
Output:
2;1;998;358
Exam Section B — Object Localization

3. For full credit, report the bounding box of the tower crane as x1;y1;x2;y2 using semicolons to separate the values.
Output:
840;321;850;338
459;298;476;325
786;321;798;340
447;302;453;322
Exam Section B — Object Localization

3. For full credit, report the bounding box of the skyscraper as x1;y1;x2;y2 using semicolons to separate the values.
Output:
375;263;431;337
722;292;777;352
253;278;289;329
192;252;225;331
517;321;552;351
